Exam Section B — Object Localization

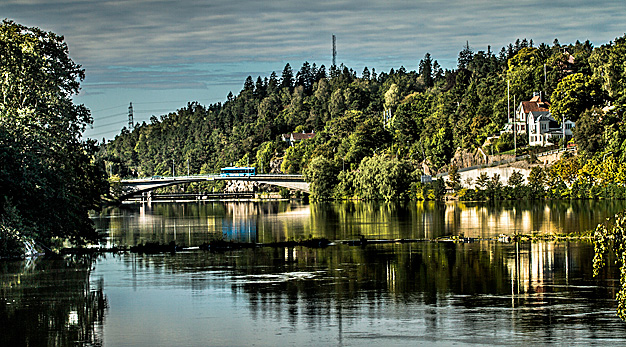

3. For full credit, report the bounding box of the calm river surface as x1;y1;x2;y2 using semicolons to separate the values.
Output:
2;200;626;346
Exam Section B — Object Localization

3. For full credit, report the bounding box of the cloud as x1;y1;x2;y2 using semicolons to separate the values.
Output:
4;0;626;91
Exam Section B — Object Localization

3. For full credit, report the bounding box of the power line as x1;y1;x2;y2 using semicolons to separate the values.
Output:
133;108;176;114
91;119;130;129
133;100;192;105
90;107;173;126
90;99;191;112
91;111;127;121
91;104;127;112
84;129;123;138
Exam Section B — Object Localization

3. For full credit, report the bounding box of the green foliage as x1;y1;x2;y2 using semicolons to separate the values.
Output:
255;141;276;174
334;170;358;199
550;73;604;122
0;20;108;253
589;35;626;105
356;156;414;201
593;211;626;321
281;140;313;174
304;156;338;200
573;107;606;154
447;165;462;192
507;47;544;99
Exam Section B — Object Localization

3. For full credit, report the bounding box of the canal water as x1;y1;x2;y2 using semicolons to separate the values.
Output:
2;200;626;346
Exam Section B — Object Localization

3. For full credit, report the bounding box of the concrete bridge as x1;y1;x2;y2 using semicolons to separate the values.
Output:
118;174;309;201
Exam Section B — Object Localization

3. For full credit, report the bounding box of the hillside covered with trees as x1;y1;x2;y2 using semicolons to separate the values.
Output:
103;36;626;200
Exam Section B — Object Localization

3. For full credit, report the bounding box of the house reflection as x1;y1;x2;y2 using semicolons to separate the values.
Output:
506;241;583;305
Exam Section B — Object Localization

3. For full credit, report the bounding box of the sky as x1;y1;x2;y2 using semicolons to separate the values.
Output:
3;0;625;141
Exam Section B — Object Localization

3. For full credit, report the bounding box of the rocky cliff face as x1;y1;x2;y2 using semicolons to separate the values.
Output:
444;148;514;173
454;148;511;168
224;180;256;193
269;157;283;174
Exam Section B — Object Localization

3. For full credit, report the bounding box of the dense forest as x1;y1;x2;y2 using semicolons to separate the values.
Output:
103;36;626;200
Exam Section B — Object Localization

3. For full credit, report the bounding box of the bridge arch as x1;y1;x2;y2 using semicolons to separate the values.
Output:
117;175;309;201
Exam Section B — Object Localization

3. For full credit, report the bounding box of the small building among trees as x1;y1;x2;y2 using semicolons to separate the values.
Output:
281;131;316;146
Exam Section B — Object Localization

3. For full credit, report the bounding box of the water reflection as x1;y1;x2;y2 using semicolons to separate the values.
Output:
85;241;625;345
92;200;626;246
0;256;107;346
4;204;626;346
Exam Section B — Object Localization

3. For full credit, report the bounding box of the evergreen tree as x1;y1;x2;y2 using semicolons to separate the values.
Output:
458;41;474;69
419;53;434;88
281;63;294;90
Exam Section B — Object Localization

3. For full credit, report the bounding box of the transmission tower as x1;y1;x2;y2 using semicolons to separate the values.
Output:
332;34;336;68
128;102;134;131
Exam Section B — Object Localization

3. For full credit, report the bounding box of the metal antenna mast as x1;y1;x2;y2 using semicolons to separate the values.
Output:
332;34;336;68
128;102;134;131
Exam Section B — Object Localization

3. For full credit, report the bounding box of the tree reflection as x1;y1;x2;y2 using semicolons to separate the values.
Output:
0;255;107;346
122;240;620;339
91;200;626;248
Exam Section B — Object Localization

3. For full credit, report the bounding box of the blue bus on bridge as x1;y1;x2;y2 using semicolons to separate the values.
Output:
220;167;256;177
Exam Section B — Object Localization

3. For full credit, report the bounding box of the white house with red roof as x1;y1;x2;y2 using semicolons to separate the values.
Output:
502;92;574;147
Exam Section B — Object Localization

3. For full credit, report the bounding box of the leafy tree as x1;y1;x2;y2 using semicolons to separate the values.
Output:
0;20;108;254
508;170;525;188
384;84;401;111
356;156;413;201
362;67;371;80
334;170;357;198
527;166;547;199
304;156;338;200
486;173;504;200
507;170;527;199
243;76;254;92
255;141;276;174
589;35;626;105
447;165;461;191
343;117;391;169
550;73;604;122
573;107;606;154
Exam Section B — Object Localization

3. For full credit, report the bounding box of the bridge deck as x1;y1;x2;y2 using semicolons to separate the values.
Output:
118;174;309;200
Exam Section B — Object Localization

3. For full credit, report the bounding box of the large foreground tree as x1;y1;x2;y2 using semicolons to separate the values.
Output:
0;20;108;257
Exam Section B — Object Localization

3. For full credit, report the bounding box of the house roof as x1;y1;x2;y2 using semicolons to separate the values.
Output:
291;132;315;141
520;100;550;114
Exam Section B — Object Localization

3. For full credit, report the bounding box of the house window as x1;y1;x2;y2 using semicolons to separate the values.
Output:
541;123;546;130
